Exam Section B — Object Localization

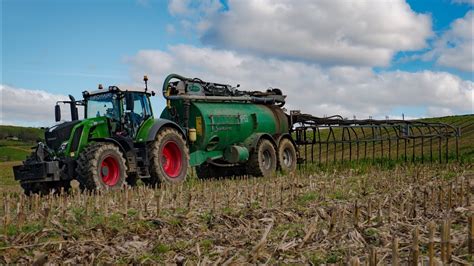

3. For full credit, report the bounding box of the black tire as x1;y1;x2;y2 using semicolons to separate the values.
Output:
246;138;277;177
126;173;139;187
278;138;297;173
196;163;246;179
146;128;189;186
21;181;71;196
76;143;128;191
21;182;51;196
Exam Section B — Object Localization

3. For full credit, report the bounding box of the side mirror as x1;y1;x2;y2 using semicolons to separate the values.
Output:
55;104;61;122
125;94;134;111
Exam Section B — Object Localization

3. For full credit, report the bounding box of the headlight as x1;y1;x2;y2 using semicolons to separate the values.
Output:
58;141;68;152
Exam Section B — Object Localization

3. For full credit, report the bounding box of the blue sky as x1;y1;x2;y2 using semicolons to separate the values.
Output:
2;0;185;93
1;0;473;126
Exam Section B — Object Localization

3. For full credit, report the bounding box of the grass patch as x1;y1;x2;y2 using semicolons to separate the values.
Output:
0;146;30;162
152;242;171;254
273;223;304;238
199;239;214;252
328;189;348;200
296;192;318;206
0;161;21;189
325;250;343;263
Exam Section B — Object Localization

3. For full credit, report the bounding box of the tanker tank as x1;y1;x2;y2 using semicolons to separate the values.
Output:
160;74;298;178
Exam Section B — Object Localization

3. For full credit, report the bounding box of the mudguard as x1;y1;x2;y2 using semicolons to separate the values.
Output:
243;133;277;153
275;133;297;150
146;119;187;142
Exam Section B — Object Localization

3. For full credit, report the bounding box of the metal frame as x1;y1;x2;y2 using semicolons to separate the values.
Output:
291;112;461;164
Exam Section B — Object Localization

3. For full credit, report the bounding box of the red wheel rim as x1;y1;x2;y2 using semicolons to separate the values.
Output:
100;155;120;186
161;141;182;178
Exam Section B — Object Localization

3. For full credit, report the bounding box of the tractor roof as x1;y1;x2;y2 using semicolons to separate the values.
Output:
83;86;154;98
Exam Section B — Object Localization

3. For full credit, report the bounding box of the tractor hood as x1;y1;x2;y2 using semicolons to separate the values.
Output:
45;120;82;150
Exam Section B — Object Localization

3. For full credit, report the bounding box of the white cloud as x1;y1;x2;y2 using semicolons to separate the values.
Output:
168;0;222;17
0;85;81;127
189;0;433;67
168;0;190;16
128;45;473;119
420;11;473;72
167;0;223;36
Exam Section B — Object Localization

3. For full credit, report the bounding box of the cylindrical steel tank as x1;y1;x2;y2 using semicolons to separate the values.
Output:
161;101;289;153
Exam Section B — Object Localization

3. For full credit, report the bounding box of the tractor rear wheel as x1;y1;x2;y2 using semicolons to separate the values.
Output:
247;138;277;177
146;128;189;186
76;143;128;191
278;138;297;173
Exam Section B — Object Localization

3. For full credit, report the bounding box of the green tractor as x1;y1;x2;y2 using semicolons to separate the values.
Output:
14;74;298;194
14;76;189;194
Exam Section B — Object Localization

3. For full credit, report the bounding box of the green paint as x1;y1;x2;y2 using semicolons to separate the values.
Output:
65;117;110;158
161;100;289;166
135;117;156;142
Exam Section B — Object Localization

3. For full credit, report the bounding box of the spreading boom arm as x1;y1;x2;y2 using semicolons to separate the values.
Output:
290;111;461;164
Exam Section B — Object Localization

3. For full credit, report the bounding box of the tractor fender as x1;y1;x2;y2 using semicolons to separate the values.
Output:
90;137;133;153
146;119;187;142
90;137;138;173
243;133;277;153
275;133;297;149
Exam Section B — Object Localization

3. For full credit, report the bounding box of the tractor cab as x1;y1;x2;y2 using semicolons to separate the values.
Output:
81;86;154;138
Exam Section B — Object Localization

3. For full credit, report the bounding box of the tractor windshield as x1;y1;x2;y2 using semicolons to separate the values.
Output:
86;93;120;120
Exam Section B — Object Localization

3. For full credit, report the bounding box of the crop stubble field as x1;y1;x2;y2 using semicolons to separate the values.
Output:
0;164;473;264
0;116;473;264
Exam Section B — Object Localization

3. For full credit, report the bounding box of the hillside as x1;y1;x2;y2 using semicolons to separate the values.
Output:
422;114;474;161
0;125;44;163
0;125;44;142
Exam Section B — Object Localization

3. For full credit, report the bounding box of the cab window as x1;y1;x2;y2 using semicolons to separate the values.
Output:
123;93;151;127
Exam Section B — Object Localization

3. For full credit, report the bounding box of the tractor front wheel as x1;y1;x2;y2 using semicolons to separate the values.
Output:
247;138;277;177
76;143;128;191
146;128;189;186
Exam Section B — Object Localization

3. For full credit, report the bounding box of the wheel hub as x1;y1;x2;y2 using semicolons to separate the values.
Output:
262;149;272;170
100;155;120;186
161;141;182;178
283;148;293;167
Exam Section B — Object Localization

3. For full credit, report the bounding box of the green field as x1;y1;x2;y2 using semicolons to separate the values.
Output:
0;125;42;192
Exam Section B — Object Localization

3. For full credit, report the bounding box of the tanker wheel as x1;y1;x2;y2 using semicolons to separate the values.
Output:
247;138;277;177
146;128;189;186
76;143;128;191
196;163;245;179
278;138;297;173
